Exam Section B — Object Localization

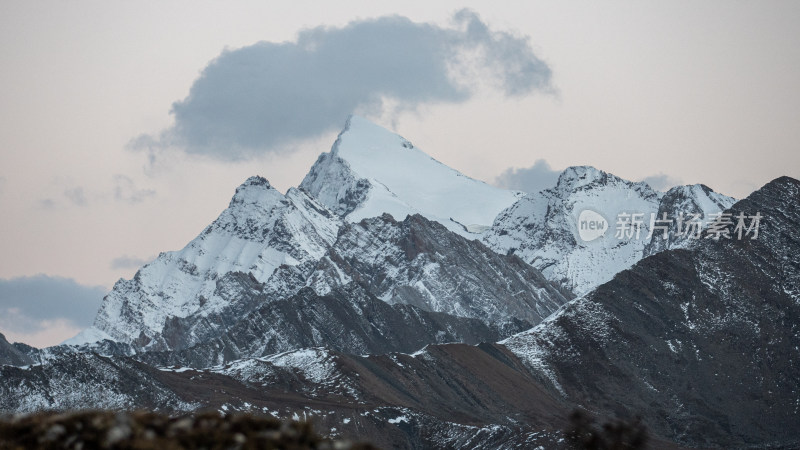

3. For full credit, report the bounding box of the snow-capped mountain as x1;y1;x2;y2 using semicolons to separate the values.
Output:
77;177;341;351
61;115;742;369
4;175;798;449
481;167;736;296
71;118;568;356
642;183;736;257
300;115;523;237
482;166;663;295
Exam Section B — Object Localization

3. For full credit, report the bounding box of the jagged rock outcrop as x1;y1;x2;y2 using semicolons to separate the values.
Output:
308;213;569;325
642;183;735;257
138;277;537;367
0;333;34;367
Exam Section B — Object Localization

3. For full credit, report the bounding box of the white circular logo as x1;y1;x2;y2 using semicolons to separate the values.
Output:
577;209;608;242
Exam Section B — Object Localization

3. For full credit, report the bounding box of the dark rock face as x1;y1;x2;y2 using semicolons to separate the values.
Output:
299;139;372;217
140;283;532;368
310;214;571;326
0;333;34;367
503;176;800;448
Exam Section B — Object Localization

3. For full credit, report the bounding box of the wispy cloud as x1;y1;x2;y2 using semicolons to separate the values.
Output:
38;198;57;209
642;173;682;191
113;175;156;204
494;159;561;194
63;186;88;206
110;255;153;270
131;9;552;161
0;275;106;347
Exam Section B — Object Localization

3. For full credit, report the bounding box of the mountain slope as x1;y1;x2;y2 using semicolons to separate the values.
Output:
0;351;194;413
80;177;341;351
0;344;571;449
502;176;800;448
300;116;522;237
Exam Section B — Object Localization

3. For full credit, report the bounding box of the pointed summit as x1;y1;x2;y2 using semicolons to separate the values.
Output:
229;175;281;207
301;116;521;237
555;166;656;198
642;183;735;257
556;165;607;186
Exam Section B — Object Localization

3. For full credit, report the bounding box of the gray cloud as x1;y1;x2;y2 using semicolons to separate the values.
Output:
114;175;156;204
494;159;561;194
37;177;155;209
64;186;87;206
110;255;152;270
38;198;56;209
0;275;106;336
642;173;682;191
132;9;552;160
0;176;5;194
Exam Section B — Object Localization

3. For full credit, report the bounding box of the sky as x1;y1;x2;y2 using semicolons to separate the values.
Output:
1;1;799;347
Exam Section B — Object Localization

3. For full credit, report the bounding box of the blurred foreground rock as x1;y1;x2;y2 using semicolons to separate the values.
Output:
0;410;376;450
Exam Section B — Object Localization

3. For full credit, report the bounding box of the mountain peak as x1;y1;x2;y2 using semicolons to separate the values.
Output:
552;166;659;203
229;175;279;207
555;166;608;189
301;116;520;238
483;166;663;295
664;183;712;197
331;115;415;159
762;175;800;193
240;175;271;187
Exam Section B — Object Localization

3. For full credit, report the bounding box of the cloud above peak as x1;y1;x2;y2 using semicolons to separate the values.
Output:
133;10;552;161
642;173;682;191
494;159;561;194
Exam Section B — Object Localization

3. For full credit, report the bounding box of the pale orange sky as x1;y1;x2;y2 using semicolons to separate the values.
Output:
1;1;799;346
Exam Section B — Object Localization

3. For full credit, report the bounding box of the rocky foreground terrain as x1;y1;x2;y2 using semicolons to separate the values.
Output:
0;411;375;449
